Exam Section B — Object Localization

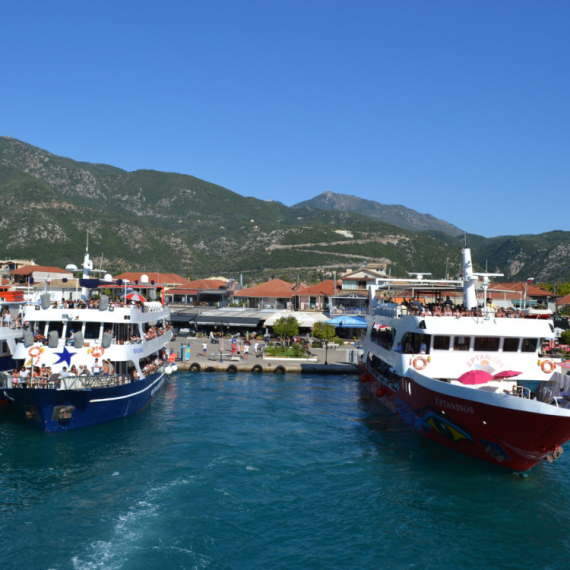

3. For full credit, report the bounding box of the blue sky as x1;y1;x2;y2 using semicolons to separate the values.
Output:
2;1;569;238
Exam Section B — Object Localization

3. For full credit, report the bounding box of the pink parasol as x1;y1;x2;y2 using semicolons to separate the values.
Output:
457;370;493;385
493;370;522;380
125;291;146;303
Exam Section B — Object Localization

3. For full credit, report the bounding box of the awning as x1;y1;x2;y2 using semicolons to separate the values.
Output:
326;315;368;329
264;311;329;328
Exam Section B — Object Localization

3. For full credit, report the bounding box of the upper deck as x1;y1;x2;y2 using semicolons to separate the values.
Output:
371;303;554;338
23;300;169;325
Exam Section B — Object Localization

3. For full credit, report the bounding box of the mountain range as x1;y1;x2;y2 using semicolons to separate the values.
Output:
1;136;569;285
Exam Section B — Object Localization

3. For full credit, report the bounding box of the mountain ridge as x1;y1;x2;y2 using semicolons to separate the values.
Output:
293;190;463;237
1;136;569;284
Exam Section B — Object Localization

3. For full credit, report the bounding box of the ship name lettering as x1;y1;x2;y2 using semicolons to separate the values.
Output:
435;397;474;414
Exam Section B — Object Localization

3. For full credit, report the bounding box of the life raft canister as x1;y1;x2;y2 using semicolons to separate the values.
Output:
541;360;555;374
360;373;371;383
413;356;427;371
375;387;385;398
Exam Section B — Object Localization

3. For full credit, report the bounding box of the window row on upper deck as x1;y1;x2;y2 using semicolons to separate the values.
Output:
378;332;540;354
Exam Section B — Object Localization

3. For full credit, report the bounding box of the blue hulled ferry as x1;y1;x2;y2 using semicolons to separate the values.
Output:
0;250;173;432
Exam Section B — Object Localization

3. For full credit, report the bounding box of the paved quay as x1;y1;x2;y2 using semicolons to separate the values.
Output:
168;336;360;375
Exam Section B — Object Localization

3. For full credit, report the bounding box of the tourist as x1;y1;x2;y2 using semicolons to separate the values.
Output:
202;341;207;357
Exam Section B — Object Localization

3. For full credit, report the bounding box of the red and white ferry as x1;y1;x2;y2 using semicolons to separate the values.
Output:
359;248;570;471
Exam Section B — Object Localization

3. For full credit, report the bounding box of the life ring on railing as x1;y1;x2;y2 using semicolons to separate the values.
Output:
413;356;427;371
28;346;42;358
91;346;104;358
541;360;555;374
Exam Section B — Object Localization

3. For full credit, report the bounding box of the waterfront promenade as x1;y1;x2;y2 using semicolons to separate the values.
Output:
168;336;359;375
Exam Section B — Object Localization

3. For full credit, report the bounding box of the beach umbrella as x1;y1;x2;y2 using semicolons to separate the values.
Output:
125;291;146;303
457;370;493;385
493;370;522;380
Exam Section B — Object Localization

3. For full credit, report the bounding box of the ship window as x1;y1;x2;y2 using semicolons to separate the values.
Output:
521;338;538;353
503;338;519;352
433;336;450;350
84;322;101;340
453;336;471;351
474;337;500;351
47;321;64;336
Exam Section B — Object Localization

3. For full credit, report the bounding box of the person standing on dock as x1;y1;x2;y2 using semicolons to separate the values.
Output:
202;341;207;357
254;341;259;358
244;343;249;360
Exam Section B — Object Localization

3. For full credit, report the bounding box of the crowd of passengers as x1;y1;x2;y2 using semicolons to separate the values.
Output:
10;354;166;389
129;324;170;344
51;298;149;310
394;297;525;318
0;308;22;329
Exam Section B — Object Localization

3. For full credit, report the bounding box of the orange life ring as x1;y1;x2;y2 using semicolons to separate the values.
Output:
541;360;555;374
28;346;42;358
91;346;104;358
413;356;427;371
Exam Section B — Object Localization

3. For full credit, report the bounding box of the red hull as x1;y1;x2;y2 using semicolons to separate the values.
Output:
360;366;570;471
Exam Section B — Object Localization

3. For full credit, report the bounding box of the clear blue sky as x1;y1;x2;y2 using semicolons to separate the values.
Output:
2;1;569;238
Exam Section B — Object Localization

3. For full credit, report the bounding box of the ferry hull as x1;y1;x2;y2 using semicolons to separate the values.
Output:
3;372;166;432
360;367;570;471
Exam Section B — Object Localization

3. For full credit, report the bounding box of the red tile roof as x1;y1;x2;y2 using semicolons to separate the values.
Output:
165;288;200;295
235;278;308;298
10;265;70;275
114;272;190;287
302;280;342;296
558;293;570;307
184;279;228;290
492;282;555;298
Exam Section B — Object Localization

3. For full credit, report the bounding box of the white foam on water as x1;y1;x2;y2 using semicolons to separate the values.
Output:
246;466;259;471
71;477;192;570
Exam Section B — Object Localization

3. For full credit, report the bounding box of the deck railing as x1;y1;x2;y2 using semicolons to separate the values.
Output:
0;372;136;390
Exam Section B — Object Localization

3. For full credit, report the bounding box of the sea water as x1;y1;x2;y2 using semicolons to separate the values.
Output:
1;372;570;570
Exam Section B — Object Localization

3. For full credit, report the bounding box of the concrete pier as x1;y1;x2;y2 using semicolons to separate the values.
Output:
169;337;359;375
174;361;356;375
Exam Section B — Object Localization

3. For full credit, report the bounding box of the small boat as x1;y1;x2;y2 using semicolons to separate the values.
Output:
0;250;174;431
359;247;570;471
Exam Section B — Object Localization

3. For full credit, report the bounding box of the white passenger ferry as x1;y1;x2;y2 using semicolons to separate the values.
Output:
0;250;174;431
359;248;570;471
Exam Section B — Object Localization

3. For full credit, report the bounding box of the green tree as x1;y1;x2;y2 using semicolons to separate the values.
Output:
312;322;336;365
273;316;299;346
312;322;336;342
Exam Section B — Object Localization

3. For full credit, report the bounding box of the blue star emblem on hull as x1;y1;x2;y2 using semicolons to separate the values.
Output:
53;346;76;367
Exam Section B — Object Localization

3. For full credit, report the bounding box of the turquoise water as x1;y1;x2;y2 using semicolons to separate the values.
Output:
1;372;570;569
